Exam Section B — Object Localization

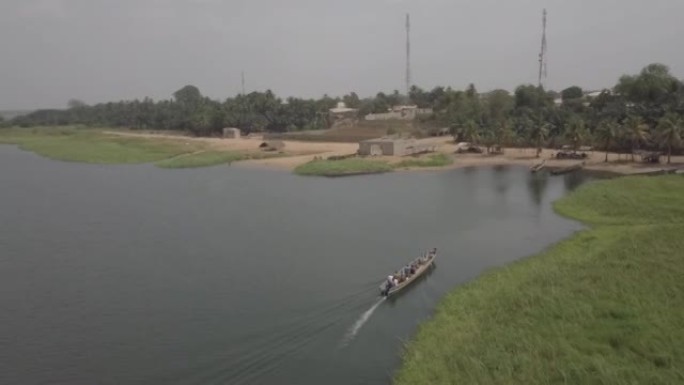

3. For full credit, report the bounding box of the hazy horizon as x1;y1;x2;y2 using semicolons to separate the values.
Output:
2;0;684;110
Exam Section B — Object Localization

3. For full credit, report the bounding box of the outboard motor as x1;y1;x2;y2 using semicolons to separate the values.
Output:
380;282;390;297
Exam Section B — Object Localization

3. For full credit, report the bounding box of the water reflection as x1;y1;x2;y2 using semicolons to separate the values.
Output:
563;171;588;192
493;165;510;195
527;172;549;206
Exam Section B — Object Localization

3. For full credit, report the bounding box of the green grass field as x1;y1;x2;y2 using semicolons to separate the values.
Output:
0;127;205;164
294;158;394;176
395;175;684;385
394;153;453;169
0;127;284;169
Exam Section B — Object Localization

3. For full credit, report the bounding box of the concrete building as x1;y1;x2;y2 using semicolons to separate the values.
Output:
222;127;241;139
358;137;436;156
329;102;359;128
365;105;433;121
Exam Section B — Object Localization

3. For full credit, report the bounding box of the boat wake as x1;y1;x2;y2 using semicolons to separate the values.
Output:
340;297;385;347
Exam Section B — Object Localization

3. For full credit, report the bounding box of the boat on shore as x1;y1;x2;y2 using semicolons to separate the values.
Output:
550;161;584;175
380;249;437;297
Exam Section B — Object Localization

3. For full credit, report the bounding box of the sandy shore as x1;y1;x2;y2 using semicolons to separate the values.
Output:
105;131;684;174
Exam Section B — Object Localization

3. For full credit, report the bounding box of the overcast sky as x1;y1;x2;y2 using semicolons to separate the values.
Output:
1;0;683;110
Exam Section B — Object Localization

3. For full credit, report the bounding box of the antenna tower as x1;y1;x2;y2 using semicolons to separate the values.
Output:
405;13;411;97
538;9;548;88
241;71;246;94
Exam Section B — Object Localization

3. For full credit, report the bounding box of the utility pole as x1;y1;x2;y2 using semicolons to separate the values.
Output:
241;71;246;95
405;13;411;98
538;9;548;88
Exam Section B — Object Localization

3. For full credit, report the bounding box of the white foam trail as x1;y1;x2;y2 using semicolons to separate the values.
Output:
340;297;385;347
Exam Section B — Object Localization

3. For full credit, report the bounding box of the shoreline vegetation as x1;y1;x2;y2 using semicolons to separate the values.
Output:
0;127;275;169
1;127;682;175
294;153;454;176
294;158;393;176
394;175;684;384
5;64;683;165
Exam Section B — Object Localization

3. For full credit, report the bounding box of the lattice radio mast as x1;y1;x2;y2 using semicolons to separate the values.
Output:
405;13;411;97
538;9;548;88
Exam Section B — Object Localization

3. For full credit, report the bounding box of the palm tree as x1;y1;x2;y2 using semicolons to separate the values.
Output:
623;115;650;162
528;123;549;158
494;120;514;153
595;119;619;162
656;114;683;164
564;117;586;151
458;119;481;146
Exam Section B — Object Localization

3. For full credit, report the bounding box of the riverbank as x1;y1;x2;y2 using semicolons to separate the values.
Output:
1;127;682;175
0;127;278;168
394;175;684;384
102;129;684;175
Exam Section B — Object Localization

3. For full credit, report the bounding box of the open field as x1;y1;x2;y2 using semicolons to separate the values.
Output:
263;119;420;143
395;175;684;385
0;127;203;164
0;127;283;168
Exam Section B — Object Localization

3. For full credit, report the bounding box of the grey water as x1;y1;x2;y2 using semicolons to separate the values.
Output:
0;146;593;385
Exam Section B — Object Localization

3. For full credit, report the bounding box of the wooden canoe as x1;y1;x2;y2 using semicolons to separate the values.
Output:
380;253;436;297
550;162;584;175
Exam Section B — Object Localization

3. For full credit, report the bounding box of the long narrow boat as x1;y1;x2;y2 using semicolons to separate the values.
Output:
380;251;437;297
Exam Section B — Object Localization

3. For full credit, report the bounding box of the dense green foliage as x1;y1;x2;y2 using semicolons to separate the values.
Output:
294;158;393;176
6;63;684;160
395;175;684;385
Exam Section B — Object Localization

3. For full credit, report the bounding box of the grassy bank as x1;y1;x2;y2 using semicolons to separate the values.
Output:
156;151;247;168
395;175;684;385
0;127;271;168
295;154;454;177
294;158;394;176
394;153;453;169
0;127;205;164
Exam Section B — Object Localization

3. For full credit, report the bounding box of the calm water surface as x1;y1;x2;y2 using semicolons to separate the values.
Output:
0;146;593;385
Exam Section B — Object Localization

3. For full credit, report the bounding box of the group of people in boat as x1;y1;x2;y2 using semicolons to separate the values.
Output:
383;248;436;294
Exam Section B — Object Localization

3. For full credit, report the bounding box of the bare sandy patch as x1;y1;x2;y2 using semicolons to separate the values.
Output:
104;131;683;174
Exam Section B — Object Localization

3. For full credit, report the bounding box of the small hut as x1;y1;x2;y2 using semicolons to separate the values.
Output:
222;127;241;139
259;140;285;152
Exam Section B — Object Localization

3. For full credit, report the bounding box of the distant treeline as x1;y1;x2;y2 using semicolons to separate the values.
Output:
5;63;684;159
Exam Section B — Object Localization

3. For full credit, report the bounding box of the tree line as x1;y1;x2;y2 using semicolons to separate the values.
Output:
5;63;684;161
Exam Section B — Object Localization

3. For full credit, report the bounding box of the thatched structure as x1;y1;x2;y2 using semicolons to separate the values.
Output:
259;140;285;152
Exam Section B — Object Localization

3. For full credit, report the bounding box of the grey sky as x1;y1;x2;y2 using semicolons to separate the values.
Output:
1;0;683;110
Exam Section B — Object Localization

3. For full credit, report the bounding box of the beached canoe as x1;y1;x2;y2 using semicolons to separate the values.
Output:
380;252;436;297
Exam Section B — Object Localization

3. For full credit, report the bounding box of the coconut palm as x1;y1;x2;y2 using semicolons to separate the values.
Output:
494;119;514;153
656;114;683;164
595;119;619;162
528;122;549;158
564;117;586;151
459;119;481;145
623;115;650;162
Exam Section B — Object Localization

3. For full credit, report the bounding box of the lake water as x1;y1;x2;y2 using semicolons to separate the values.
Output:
0;146;592;385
